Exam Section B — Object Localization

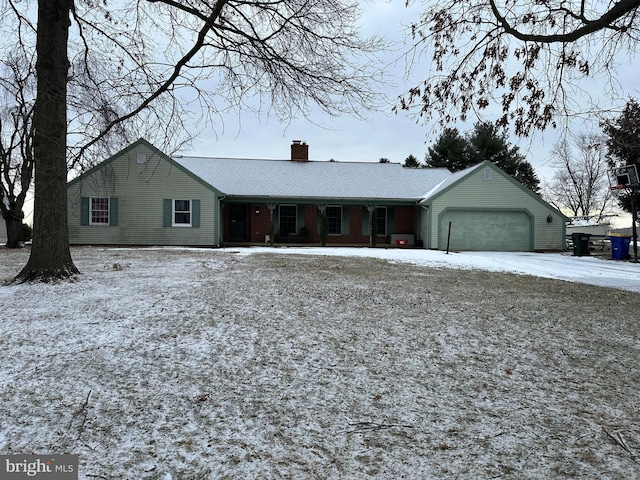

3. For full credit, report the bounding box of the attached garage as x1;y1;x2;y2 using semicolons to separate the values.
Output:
422;161;567;252
438;209;532;251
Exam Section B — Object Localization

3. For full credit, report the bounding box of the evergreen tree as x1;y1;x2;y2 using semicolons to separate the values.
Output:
403;154;421;168
466;122;540;193
510;159;541;193
601;98;640;213
425;128;468;171
602;98;640;169
425;121;540;192
466;121;513;166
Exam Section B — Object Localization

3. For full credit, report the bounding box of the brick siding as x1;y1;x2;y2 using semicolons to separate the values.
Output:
224;203;416;245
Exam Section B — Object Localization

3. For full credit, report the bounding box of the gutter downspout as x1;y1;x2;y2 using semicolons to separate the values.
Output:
366;205;376;246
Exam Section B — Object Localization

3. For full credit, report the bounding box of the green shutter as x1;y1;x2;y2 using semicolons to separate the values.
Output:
80;197;89;225
361;206;370;235
109;198;118;226
342;206;350;235
387;206;395;235
163;199;172;227
192;199;200;228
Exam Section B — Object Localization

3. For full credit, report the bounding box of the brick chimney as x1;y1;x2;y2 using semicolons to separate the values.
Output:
291;140;309;162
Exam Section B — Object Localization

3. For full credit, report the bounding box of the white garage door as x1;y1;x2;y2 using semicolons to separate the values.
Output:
439;210;532;251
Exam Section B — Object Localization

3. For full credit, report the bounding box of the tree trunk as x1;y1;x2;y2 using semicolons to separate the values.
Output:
14;0;79;282
4;212;24;249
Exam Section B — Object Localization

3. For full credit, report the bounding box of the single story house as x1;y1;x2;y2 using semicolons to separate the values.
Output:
67;138;567;251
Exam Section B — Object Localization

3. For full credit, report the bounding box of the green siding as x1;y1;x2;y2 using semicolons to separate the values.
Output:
68;142;218;246
426;165;565;251
418;206;429;247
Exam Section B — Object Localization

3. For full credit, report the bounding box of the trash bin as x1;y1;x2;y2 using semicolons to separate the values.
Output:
571;233;591;256
610;234;632;260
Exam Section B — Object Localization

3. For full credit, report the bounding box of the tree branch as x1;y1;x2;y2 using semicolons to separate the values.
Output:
75;0;229;161
488;0;638;43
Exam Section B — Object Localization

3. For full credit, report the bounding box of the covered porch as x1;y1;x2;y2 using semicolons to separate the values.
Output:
220;201;421;247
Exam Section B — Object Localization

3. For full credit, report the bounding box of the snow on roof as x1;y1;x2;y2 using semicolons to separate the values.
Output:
173;156;452;201
567;219;601;227
420;162;485;201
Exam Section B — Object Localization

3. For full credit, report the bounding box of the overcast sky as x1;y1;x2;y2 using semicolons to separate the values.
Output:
183;2;430;164
180;1;639;185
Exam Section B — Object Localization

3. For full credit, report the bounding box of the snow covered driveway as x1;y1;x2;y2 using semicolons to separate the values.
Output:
1;247;639;479
234;246;640;292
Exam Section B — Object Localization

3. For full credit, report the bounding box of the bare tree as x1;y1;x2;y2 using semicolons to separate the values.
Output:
0;49;35;248
545;134;616;221
4;0;383;282
0;43;192;253
399;0;640;136
0;3;194;253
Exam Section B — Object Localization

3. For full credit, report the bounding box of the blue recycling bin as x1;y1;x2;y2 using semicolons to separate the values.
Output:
610;234;631;260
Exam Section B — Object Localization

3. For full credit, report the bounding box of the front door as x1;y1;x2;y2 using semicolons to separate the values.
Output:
229;204;247;241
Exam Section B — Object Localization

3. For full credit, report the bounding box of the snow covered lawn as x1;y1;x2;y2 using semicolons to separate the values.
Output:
1;246;639;479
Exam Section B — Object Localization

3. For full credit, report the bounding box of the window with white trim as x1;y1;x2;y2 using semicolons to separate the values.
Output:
326;206;342;235
90;197;109;225
173;199;192;226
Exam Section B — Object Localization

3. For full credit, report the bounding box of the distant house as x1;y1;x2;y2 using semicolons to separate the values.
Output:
566;219;608;239
67;138;567;251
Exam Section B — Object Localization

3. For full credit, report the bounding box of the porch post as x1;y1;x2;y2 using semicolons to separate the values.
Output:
366;205;376;246
317;204;327;246
267;203;277;246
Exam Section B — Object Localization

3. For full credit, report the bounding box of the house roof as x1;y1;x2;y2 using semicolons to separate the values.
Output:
172;155;452;202
419;160;569;219
420;162;486;200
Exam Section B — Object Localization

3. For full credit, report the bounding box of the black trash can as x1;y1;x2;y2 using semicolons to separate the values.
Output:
571;233;591;256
